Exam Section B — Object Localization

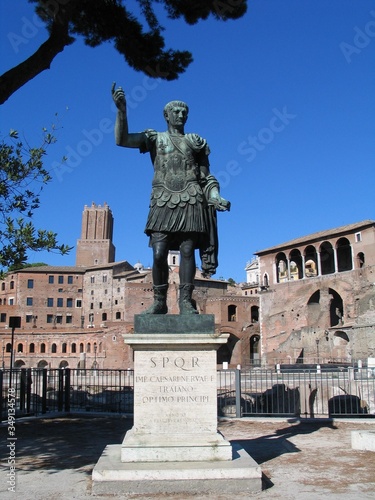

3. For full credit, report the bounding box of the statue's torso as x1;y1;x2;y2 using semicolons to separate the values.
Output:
152;132;199;190
146;131;206;209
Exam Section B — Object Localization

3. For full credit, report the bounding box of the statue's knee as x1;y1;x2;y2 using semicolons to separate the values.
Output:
153;245;168;266
180;243;194;260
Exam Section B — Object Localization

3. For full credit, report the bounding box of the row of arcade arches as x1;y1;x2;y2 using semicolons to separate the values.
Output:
275;237;364;283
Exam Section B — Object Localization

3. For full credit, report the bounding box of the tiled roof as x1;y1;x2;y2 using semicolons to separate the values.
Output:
15;265;87;273
255;220;375;255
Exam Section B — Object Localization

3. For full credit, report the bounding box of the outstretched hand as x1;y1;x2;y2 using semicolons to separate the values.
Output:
112;82;126;112
208;196;231;212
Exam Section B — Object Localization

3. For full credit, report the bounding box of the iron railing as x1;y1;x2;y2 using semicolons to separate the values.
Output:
0;368;134;420
217;367;375;418
1;366;374;421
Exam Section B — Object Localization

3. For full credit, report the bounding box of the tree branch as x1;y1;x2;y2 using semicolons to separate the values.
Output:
0;20;74;105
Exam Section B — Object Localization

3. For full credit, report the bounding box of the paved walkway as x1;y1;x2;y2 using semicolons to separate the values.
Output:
0;414;374;499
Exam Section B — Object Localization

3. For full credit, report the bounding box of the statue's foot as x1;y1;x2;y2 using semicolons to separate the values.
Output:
179;301;198;315
142;302;168;315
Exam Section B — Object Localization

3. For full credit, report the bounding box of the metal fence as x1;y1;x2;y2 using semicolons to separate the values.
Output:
217;367;375;418
0;368;134;420
1;366;374;421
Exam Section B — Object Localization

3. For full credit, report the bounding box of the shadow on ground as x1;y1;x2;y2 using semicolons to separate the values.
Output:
231;420;338;464
0;415;133;474
227;420;339;491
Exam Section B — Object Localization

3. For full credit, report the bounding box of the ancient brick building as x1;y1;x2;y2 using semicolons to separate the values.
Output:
255;220;375;366
0;204;259;370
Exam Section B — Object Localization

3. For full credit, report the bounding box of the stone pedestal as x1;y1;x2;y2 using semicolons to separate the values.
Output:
92;315;262;495
122;314;231;463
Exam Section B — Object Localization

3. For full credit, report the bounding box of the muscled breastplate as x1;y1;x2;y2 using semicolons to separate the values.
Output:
150;133;204;208
153;133;198;188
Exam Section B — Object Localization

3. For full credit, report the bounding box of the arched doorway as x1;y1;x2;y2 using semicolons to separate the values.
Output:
329;288;344;327
337;237;352;272
332;331;350;361
217;334;239;366
250;335;260;366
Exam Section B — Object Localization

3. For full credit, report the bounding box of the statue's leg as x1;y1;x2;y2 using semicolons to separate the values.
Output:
179;237;198;315
142;237;169;314
152;239;169;286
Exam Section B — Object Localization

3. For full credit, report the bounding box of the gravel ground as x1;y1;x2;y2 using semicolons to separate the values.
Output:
0;415;374;499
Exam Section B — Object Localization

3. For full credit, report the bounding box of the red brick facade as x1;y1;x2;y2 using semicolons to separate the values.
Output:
256;220;375;366
0;204;259;370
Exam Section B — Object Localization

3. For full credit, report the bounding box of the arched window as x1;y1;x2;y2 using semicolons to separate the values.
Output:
304;245;318;277
38;360;48;368
251;306;259;322
71;343;76;353
87;343;91;353
59;360;68;369
40;343;46;354
29;343;35;353
336;237;352;272
62;343;67;354
51;343;57;353
357;252;365;268
17;343;23;353
276;252;287;283
320;241;334;275
228;305;237;322
80;343;84;353
289;249;303;280
6;343;12;353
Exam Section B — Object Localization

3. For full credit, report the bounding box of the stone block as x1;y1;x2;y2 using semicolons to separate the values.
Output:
351;430;375;452
134;313;215;334
92;442;262;495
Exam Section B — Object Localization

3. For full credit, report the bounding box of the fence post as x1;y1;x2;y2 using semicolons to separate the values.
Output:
42;369;47;414
26;368;32;414
235;368;242;418
0;370;3;421
58;369;64;411
20;369;26;412
64;368;71;412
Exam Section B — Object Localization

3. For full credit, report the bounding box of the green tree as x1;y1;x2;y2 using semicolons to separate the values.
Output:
0;0;247;104
0;129;72;270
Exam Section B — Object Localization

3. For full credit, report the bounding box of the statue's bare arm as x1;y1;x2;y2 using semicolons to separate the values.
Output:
111;83;145;148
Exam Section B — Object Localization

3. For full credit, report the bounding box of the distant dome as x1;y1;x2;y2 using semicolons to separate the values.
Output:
134;261;144;272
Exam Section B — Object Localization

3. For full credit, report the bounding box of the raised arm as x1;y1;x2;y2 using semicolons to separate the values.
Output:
111;82;145;148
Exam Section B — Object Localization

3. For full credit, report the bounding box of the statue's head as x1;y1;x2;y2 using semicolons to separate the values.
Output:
163;101;189;126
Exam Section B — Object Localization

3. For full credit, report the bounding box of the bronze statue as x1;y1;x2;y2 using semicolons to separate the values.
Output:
112;83;230;315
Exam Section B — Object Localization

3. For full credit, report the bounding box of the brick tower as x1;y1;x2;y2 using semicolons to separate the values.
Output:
76;202;116;266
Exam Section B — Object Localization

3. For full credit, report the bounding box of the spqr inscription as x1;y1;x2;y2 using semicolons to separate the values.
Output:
150;355;199;370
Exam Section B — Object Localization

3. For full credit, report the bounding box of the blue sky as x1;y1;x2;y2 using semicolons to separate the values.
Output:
1;0;374;282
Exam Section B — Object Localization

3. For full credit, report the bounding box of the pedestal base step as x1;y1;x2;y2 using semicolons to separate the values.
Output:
352;430;375;452
92;443;262;496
